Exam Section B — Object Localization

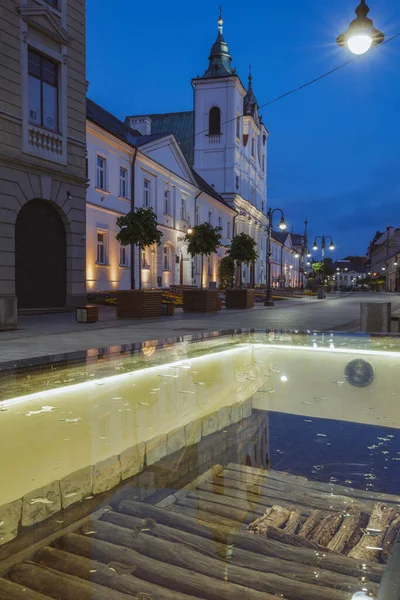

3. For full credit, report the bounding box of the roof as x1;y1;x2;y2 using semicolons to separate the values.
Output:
290;233;304;247
128;111;195;166
271;231;290;245
191;169;233;210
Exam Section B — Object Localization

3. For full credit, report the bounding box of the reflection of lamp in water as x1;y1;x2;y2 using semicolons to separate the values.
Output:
142;344;156;357
351;592;371;600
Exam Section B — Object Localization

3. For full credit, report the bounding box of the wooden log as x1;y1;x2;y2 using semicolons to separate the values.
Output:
8;562;130;600
87;519;352;600
348;503;396;562
310;514;344;548
0;579;53;600
117;500;385;583
182;493;259;524
35;546;199;600
381;514;400;564
299;510;324;538
343;512;370;555
57;532;283;600
199;479;319;516
219;470;374;514
103;509;378;596
226;464;400;507
247;505;291;534
284;511;302;535
327;510;362;553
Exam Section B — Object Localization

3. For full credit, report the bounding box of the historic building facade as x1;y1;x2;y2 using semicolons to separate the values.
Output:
0;0;87;328
126;15;271;288
86;100;236;291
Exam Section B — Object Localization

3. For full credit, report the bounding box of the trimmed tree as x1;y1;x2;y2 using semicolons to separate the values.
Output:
228;233;258;288
218;256;235;290
181;222;222;289
116;207;163;290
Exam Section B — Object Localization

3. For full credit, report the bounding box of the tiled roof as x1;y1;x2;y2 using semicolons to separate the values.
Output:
271;230;289;245
146;111;195;166
191;169;233;209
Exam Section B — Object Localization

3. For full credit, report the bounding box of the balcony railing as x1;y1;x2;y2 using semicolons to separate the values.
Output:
27;125;66;164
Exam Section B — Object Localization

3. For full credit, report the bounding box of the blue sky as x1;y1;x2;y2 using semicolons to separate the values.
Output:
87;0;400;258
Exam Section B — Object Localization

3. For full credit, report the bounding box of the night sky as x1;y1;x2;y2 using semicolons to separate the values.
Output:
86;0;400;258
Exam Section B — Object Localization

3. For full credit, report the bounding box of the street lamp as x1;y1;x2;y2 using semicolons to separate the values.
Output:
265;207;287;307
187;227;193;235
337;0;384;55
312;235;335;295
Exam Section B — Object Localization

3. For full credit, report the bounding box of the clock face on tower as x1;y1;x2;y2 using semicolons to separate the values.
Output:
344;359;375;388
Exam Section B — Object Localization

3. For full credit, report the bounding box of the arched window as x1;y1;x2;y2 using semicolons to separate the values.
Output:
236;115;240;139
209;107;221;135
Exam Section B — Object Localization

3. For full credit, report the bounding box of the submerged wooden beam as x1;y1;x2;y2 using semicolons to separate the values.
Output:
35;546;199;600
348;503;396;562
0;578;53;600
102;509;378;596
117;500;384;582
58;532;282;600
81;519;353;600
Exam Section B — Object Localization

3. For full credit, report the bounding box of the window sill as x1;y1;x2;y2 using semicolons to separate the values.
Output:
96;188;111;195
119;265;129;269
163;269;171;273
206;133;222;137
141;266;150;271
118;196;130;202
95;263;109;267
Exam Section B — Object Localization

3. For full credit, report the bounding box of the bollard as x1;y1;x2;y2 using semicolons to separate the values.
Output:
360;302;391;333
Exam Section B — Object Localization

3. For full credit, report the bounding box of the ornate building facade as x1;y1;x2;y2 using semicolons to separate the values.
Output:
0;0;87;328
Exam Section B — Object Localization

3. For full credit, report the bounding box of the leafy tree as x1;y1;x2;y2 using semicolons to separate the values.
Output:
218;256;235;290
116;207;163;290
228;233;258;288
181;222;222;289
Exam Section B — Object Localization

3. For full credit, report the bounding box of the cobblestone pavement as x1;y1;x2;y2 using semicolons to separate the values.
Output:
0;293;398;364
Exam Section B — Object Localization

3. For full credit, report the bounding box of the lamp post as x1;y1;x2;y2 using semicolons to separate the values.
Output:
312;235;335;294
265;207;287;306
337;0;384;55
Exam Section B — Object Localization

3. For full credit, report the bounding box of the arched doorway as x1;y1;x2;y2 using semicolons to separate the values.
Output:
16;199;67;309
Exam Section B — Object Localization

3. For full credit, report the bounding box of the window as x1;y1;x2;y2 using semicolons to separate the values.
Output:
164;189;170;214
120;244;128;267
227;221;231;239
236;116;240;139
119;168;128;198
261;201;265;213
251;137;255;157
218;216;222;230
208;211;212;224
208;257;212;276
97;232;106;264
251;186;256;204
163;246;170;270
209;106;221;135
195;205;200;225
28;49;58;132
44;0;58;5
142;250;149;268
181;197;186;220
144;179;150;206
96;156;106;190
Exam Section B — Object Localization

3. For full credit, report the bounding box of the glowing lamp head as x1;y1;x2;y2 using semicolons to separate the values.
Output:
312;243;318;251
187;228;193;235
329;243;335;251
307;252;312;258
294;253;300;258
394;262;398;266
337;1;384;56
278;217;287;231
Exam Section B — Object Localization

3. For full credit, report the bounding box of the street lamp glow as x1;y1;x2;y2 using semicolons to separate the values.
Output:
312;243;318;251
337;0;384;56
294;253;300;258
278;217;287;231
382;267;386;271
187;227;193;234
329;243;335;251
348;34;372;54
394;262;398;266
307;252;312;258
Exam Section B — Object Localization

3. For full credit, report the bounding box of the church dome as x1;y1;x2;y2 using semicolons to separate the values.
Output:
202;12;235;78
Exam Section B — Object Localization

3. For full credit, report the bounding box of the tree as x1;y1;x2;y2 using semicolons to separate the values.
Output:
116;207;163;290
218;256;235;290
228;233;258;288
181;222;222;289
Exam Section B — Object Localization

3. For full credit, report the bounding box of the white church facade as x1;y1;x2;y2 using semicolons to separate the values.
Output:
85;14;303;291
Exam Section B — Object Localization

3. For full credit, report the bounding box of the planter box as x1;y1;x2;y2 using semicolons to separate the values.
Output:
117;290;162;318
225;289;255;309
183;289;218;313
161;302;174;316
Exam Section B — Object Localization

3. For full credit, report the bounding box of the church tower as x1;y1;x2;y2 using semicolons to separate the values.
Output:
192;12;268;217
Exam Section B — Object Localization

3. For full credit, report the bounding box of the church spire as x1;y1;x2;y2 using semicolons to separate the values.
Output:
201;9;235;79
244;64;259;119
